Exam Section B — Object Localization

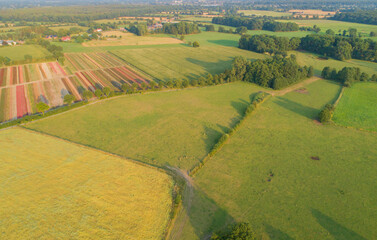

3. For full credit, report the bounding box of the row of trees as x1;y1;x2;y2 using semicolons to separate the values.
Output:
232;55;313;89
212;16;299;32
321;66;377;86
239;34;300;54
128;24;148;36
158;22;200;35
332;10;377;25
301;34;377;62
240;33;377;62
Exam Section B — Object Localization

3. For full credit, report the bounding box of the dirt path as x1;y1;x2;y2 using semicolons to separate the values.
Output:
266;76;321;96
167;167;195;240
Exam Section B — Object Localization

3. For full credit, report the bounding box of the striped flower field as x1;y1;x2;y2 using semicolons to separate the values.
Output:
0;53;154;123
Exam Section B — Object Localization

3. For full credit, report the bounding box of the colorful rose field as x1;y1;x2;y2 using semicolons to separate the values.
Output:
0;52;153;123
64;52;126;72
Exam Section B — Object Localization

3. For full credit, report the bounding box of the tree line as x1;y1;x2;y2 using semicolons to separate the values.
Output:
332;10;377;25
321;66;377;87
231;55;313;89
212;16;299;32
240;33;377;62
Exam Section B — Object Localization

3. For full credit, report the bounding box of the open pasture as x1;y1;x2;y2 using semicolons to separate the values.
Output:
83;32;182;47
26;82;265;170
181;80;377;239
0;128;173;240
238;10;292;17
111;46;266;81
0;45;51;61
333;82;377;132
278;19;377;35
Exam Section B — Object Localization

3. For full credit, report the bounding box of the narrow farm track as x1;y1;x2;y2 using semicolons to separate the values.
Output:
267;76;321;96
167;167;195;240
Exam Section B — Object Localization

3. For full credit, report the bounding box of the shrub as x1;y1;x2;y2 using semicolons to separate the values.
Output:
319;104;335;123
193;41;200;48
211;222;256;240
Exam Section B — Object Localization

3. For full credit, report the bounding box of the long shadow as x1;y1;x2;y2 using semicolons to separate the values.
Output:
265;224;295;240
274;97;319;120
203;125;223;153
186;186;236;239
207;39;239;47
185;57;233;75
311;209;367;240
231;99;249;117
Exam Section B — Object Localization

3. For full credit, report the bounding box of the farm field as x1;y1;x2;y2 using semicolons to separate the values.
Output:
278;19;377;35
0;54;153;123
111;46;267;81
0;62;71;122
333;82;377;132
0;127;173;240
83;32;182;47
293;50;377;76
26;82;265;170
179;80;377;239
238;10;292;17
185;31;311;48
0;45;51;61
48;25;87;32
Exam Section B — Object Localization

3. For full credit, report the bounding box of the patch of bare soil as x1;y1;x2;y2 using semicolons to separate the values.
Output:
295;87;309;94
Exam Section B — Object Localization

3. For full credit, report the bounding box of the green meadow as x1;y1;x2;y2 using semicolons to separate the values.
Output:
111;45;266;81
0;44;51;61
26;82;265;170
333;82;377;132
180;80;377;239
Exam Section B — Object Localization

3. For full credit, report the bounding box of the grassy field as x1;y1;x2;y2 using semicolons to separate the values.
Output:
179;80;377;239
333;82;377;132
0;45;51;61
185;30;312;48
49;25;87;32
83;32;182;47
0;128;173;239
238;10;292;17
53;41;185;53
111;46;266;81
26;82;265;170
293;50;377;76
278;19;377;36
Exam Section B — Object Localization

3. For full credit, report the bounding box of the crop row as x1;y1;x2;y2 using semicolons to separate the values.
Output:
0;60;153;123
65;52;125;72
0;62;66;87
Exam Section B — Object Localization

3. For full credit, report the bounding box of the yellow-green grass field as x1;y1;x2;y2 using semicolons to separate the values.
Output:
0;128;173;240
0;45;51;61
111;45;267;81
180;80;377;239
238;10;292;17
185;30;311;48
278;19;377;36
26;82;265;170
293;50;377;76
333;82;377;132
49;25;87;32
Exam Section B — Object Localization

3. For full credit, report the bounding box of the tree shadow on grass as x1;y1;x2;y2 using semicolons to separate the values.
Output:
207;39;239;47
311;209;367;240
203;125;223;153
180;185;236;239
274;97;319;120
185;58;233;75
264;224;295;240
